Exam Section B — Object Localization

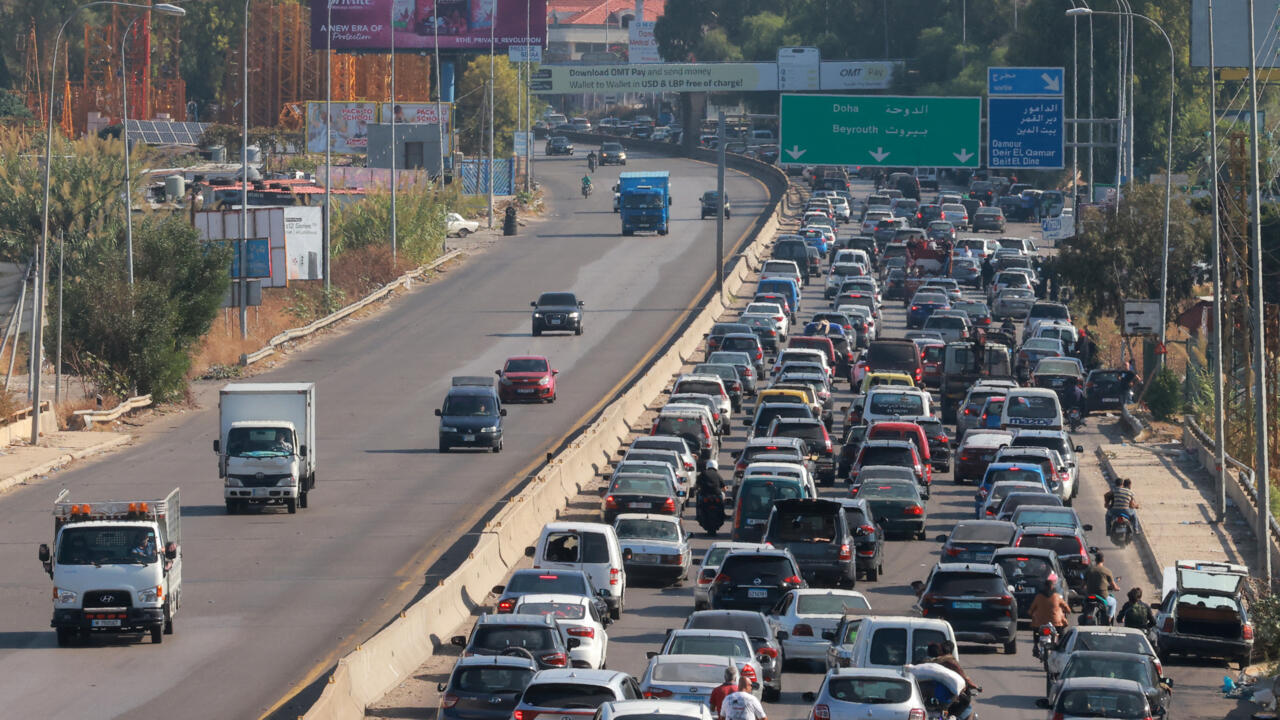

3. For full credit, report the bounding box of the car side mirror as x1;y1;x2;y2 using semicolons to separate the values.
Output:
936;534;948;542
495;370;502;376
299;445;308;458
566;638;582;649
1035;699;1050;709
1075;445;1084;453
622;548;633;561
646;651;658;659
1163;677;1174;687
500;409;508;416
213;439;221;453
730;450;741;459
1088;546;1099;554
164;542;178;560
1082;524;1094;532
552;370;559;375
524;546;536;558
578;300;585;307
38;543;50;563
911;580;926;598
821;629;835;640
492;585;505;595
451;635;467;647
437;682;447;692
598;588;612;598
530;301;537;308
776;630;789;641
677;490;686;498
802;691;817;703
434;408;442;416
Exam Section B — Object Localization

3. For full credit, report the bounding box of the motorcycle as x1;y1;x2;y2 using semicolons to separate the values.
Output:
581;183;592;198
1032;623;1059;661
1078;594;1112;626
587;155;597;173
696;488;726;535
1066;407;1083;432
1108;509;1135;547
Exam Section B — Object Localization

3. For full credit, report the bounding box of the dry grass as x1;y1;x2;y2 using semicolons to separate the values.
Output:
55;395;117;431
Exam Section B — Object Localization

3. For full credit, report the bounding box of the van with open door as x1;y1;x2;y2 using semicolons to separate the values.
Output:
527;522;627;619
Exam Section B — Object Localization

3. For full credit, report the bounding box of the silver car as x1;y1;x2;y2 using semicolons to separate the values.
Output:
637;655;734;706
613;513;690;585
808;667;928;720
992;287;1036;320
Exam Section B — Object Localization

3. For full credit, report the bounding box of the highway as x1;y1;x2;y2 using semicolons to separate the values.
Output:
377;176;1248;719
0;141;773;720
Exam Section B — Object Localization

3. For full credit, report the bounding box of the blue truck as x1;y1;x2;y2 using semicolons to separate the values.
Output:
618;171;672;236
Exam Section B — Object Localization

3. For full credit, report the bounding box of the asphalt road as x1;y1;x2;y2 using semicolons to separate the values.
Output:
401;178;1243;720
0;141;771;720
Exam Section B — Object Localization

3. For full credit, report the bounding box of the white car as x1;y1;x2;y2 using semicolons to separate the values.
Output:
445;212;480;237
744;302;790;337
598;699;712;720
613;513;691;586
512;593;610;669
693;541;767;610
637;655;734;707
771;348;829;378
760;259;804;287
768;589;870;664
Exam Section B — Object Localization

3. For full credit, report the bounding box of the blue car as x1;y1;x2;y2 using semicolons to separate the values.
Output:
799;228;830;255
757;278;801;319
973;462;1049;516
907;299;951;329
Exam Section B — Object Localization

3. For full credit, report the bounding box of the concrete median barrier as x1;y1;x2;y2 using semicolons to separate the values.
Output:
301;144;788;720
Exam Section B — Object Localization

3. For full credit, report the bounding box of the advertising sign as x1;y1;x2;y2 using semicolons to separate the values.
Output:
818;61;895;90
987;97;1064;169
1191;0;1280;68
513;131;532;156
378;102;451;128
530;62;778;94
312;0;547;52
284;207;324;281
230;239;273;280
628;20;660;64
779;94;981;168
194;208;291;287
306;102;377;154
777;47;820;91
987;66;1064;96
508;44;542;63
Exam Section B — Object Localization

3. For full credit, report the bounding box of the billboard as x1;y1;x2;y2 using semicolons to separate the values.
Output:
628;21;660;64
818;61;895;90
1191;0;1280;68
306;102;377;154
312;0;547;52
378;102;452;128
530;63;778;94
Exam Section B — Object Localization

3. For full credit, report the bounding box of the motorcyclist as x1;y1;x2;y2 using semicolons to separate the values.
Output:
1118;587;1157;631
1000;317;1016;338
587;151;597;172
1028;579;1071;634
581;174;593;196
695;460;727;535
926;641;979;717
1104;478;1141;535
1083;551;1121;623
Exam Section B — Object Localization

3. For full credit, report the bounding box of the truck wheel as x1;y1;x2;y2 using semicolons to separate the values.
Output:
299;490;309;509
286;498;297;514
225;500;237;515
151;624;163;644
867;564;880;582
532;326;541;337
658;228;668;235
163;603;174;635
56;628;76;647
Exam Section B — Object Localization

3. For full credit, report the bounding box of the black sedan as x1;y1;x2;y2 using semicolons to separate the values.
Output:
599;142;627;165
531;291;584;335
837;498;886;581
545;136;574;155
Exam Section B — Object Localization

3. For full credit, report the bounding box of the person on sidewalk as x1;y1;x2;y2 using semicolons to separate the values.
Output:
1118;587;1157;631
1084;551;1121;623
710;667;738;717
719;675;766;720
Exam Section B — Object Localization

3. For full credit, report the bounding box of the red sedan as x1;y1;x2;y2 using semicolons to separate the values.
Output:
496;356;557;403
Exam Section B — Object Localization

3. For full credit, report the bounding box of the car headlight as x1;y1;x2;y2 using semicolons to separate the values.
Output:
569;311;581;317
537;376;551;386
225;477;243;487
277;475;297;487
499;377;513;385
533;312;543;318
54;588;77;605
481;426;499;433
137;586;162;604
440;426;459;432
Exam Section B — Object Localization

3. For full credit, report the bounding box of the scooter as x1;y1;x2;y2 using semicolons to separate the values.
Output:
581;183;592;198
1108;510;1135;547
1032;623;1060;662
696;489;726;536
1078;595;1112;626
1066;407;1084;432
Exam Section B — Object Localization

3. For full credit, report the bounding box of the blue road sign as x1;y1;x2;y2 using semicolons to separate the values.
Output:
987;67;1064;96
988;97;1064;170
226;238;272;279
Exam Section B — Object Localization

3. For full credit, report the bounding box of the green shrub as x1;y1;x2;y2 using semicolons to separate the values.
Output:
1145;367;1183;421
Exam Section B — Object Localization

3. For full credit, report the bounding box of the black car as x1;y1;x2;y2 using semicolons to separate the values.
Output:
708;548;806;611
836;423;868;479
857;478;927;539
763;499;857;588
531;291;585;336
837;498;886;581
910;416;952;472
991;546;1070;620
1012;525;1093;601
598;142;627;165
451;613;578;668
436;655;537;720
546;136;574;155
1084;369;1133;413
1051;651;1172;717
436;376;507;452
915;562;1018;654
700;191;731;219
972;207;1007;232
771;239;812;284
767;417;835;482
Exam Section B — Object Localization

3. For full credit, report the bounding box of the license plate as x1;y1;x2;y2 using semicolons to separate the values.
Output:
629;502;649;509
678;695;704;703
747;518;764;525
463;434;476;442
748;589;768;599
952;601;983;610
1051;379;1064;387
518;388;535;394
91;619;122;627
633;553;660;563
550;318;562;325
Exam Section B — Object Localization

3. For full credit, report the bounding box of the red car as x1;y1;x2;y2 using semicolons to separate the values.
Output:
496;355;557;402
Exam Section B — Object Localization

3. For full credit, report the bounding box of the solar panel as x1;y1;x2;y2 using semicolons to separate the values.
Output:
123;119;210;147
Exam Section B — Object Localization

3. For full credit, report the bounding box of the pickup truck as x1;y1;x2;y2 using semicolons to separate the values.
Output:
762;498;856;588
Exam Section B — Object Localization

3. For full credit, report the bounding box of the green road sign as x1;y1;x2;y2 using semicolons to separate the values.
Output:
779;94;981;168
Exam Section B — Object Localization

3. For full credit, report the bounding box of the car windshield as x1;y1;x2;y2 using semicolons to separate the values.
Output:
624;193;664;209
996;555;1053;580
1019;534;1083;558
667;636;752;657
542;531;611;564
601;143;622;151
517;602;587;620
868;393;925;416
444;395;497;416
507;573;586;595
651;660;728;684
1064;657;1153;685
611;476;670;495
1013;508;1078;527
860;446;913;466
859;483;917;499
1074;632;1152;655
1056;689;1148;718
769;510;837;542
520;683;617;709
951;523;1015;543
1024;339;1063;352
930;572;1006;596
740;483;803;517
57;526;158;565
472;626;556;652
614;518;679;541
676;381;722;396
826;677;913;704
453;666;535;694
538;293;577;306
987;468;1044;485
506;358;548;373
225;426;294;458
1006;395;1059;418
798;593;870;615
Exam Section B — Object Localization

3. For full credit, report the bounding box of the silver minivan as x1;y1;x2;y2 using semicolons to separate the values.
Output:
527;522;627;619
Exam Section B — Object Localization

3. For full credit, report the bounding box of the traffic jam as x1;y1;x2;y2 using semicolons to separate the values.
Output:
427;167;1248;720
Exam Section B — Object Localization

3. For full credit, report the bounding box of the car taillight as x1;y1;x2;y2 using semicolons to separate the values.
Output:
1242;622;1255;640
440;693;459;709
812;704;831;720
714;573;732;585
567;626;595;639
908;710;926;720
644;688;674;698
662;497;676;513
783;575;803;585
794;623;814;637
684;461;696;471
904;505;923;516
609;567;620;586
995;595;1014;607
514;710;532;720
497;598;515;612
1051;713;1065;720
910;305;919;311
757;646;779;660
739;664;757;684
944;546;961;556
605;495;618;510
963;408;972;415
838;543;852;561
541;651;568;667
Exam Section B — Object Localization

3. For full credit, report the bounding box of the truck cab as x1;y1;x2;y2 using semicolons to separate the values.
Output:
618;171;672;236
215;382;317;514
38;488;182;646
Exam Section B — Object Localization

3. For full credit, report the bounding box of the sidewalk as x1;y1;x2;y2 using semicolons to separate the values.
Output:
1099;439;1256;583
0;431;131;496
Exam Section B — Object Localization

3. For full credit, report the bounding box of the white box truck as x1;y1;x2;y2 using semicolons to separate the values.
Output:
38;488;182;646
214;382;316;514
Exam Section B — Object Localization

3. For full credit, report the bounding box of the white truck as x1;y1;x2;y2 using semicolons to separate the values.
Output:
38;488;182;646
214;382;316;514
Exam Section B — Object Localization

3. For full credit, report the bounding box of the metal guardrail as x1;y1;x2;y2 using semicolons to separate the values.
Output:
240;249;465;366
74;394;152;429
1184;415;1280;546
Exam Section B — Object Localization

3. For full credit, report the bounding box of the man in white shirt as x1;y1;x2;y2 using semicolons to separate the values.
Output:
719;675;767;720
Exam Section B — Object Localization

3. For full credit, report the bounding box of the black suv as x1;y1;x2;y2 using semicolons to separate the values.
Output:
700;191;732;219
836;497;885;581
763;498;857;588
436;655;537;720
914;562;1018;654
598;142;627;165
436;376;507;453
546;136;574;155
771;238;811;284
708;548;806;612
531;291;584;336
451;613;578;668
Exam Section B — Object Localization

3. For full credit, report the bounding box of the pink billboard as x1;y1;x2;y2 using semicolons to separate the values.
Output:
311;0;547;52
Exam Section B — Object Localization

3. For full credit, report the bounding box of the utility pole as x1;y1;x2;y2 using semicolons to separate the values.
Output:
1208;0;1227;521
716;112;726;304
487;15;495;229
389;0;397;264
324;0;333;294
1246;0;1271;583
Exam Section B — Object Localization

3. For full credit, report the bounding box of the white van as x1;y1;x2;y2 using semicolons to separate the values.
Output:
845;615;958;669
741;463;817;497
527;522;627;619
1000;387;1064;432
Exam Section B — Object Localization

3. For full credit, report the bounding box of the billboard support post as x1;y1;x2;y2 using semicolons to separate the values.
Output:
324;0;332;295
389;0;397;264
488;18;495;230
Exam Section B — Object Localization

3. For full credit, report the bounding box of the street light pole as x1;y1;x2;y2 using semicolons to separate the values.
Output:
1207;0;1227;521
240;0;250;338
389;0;397;265
36;0;185;446
121;14;143;286
487;11;495;229
324;0;333;295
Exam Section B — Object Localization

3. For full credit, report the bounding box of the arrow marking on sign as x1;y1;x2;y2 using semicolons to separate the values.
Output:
1042;73;1061;92
953;148;974;163
785;145;807;160
869;147;890;162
